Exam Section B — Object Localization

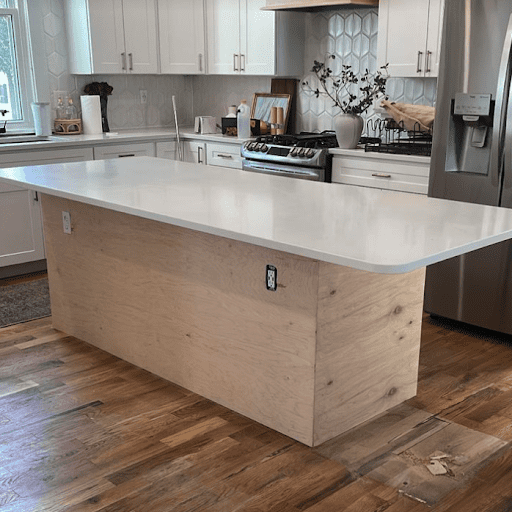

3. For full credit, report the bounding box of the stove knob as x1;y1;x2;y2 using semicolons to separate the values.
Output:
257;143;265;152
305;149;315;158
260;144;269;153
290;148;299;157
298;148;307;158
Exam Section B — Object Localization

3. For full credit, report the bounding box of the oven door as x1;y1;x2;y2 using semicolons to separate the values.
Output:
242;158;324;181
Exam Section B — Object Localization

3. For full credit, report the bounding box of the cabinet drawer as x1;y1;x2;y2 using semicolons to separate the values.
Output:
93;142;155;160
206;143;242;169
0;147;94;167
332;156;430;195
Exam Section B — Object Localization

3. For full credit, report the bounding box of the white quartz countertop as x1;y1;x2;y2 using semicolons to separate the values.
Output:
0;127;249;152
0;156;510;274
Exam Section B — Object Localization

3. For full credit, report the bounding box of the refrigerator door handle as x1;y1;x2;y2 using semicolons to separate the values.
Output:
504;69;512;191
491;13;512;191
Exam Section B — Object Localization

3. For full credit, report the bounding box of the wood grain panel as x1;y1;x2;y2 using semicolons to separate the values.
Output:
313;264;426;445
41;194;318;445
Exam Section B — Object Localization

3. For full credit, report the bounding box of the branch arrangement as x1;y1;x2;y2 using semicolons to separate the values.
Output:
303;54;388;115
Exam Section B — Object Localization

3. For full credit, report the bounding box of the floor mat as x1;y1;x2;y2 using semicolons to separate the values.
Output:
0;277;51;328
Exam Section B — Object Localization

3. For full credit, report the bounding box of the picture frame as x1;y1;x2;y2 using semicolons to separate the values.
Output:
251;93;291;132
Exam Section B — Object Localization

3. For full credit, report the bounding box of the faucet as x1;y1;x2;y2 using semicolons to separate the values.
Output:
0;110;8;134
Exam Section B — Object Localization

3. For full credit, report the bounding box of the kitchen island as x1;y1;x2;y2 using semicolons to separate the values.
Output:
2;157;512;447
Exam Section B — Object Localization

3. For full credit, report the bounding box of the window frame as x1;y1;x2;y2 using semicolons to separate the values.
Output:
0;3;36;133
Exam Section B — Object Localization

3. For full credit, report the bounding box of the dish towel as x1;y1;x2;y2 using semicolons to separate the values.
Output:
380;99;436;133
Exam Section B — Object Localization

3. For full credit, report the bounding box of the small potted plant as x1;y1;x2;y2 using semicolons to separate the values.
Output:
302;55;388;148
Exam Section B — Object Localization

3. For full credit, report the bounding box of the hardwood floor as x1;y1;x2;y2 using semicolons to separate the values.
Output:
1;309;512;511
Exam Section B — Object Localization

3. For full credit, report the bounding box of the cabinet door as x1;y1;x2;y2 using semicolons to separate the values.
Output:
0;185;44;267
206;0;241;74
122;0;159;73
241;0;275;75
424;0;444;77
377;0;430;77
159;0;205;74
183;141;206;164
88;0;126;73
93;142;156;160
156;141;177;160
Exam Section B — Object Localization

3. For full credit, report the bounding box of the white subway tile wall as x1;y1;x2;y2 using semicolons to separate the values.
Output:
42;1;436;134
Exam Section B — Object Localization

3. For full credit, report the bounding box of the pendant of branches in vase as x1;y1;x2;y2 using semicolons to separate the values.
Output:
303;55;388;149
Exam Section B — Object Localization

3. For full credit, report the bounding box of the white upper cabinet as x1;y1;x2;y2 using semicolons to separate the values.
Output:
158;0;206;74
378;0;444;78
65;0;158;74
206;0;304;76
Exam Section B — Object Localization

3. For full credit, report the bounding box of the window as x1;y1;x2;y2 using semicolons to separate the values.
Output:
0;0;35;132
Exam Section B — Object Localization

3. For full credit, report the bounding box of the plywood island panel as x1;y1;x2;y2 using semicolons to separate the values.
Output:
42;194;425;447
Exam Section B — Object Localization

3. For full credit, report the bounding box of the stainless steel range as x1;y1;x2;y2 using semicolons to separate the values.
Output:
241;132;337;182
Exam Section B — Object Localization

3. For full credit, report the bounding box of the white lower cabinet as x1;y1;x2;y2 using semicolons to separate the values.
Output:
0;147;94;269
93;142;155;160
206;142;242;169
331;153;430;194
183;141;207;164
155;141;177;160
156;140;205;163
155;140;205;163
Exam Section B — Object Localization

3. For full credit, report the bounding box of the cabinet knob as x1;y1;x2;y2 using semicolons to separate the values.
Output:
417;51;423;73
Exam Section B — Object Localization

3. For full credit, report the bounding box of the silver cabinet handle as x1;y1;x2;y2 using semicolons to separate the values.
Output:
372;173;392;178
197;146;204;164
240;54;245;72
218;153;233;159
198;53;203;72
121;52;127;70
233;53;238;71
425;50;432;73
417;51;423;73
118;153;136;157
128;53;133;71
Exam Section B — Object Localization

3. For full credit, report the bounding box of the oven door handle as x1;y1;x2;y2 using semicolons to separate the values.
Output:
242;160;321;179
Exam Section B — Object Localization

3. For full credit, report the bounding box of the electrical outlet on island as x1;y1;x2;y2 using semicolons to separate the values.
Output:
62;211;72;234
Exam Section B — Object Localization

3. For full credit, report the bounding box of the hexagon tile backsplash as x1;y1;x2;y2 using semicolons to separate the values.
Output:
297;7;437;135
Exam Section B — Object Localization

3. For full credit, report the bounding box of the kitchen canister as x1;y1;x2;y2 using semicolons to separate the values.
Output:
80;95;103;135
31;102;52;136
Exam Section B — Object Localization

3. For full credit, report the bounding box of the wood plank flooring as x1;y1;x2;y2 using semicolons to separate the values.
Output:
1;298;512;509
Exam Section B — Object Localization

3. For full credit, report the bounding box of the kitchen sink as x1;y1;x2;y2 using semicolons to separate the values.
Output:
0;135;53;144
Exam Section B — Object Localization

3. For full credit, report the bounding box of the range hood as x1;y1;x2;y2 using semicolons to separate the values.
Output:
263;0;378;10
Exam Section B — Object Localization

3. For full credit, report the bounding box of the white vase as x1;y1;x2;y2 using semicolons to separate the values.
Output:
334;114;364;149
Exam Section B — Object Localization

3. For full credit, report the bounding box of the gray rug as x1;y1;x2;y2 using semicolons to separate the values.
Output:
0;278;51;328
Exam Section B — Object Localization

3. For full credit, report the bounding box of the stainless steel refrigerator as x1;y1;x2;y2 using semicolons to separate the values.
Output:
424;0;512;334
